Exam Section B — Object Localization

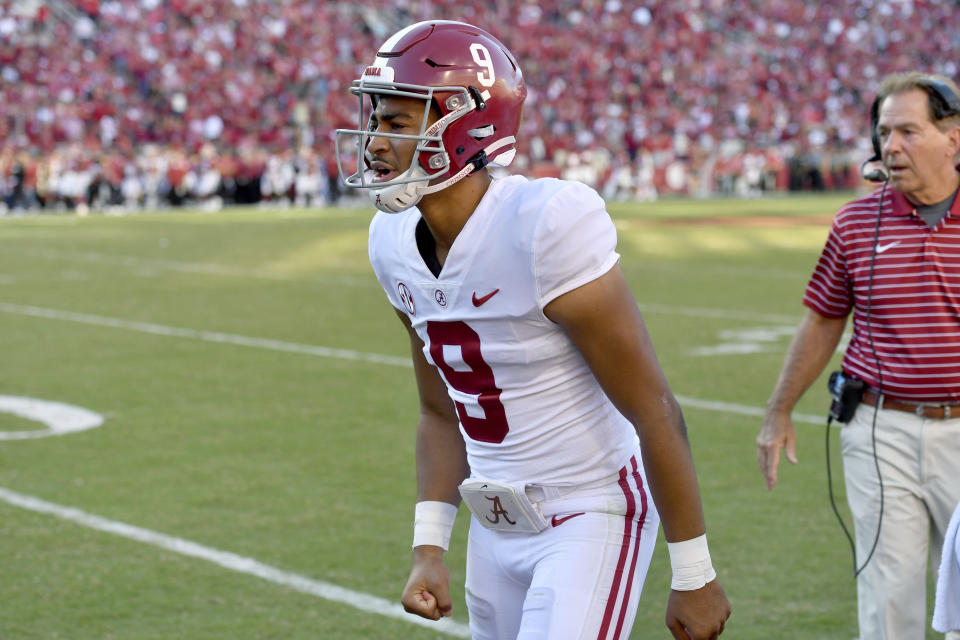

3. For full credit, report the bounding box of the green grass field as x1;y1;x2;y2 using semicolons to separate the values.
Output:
0;193;941;639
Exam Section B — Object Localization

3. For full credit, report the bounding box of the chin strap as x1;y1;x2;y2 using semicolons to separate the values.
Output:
369;137;517;213
370;160;478;213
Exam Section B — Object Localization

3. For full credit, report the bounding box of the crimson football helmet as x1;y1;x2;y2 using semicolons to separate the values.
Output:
335;21;526;212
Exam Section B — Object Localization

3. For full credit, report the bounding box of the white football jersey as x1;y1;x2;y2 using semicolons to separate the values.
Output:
369;175;640;487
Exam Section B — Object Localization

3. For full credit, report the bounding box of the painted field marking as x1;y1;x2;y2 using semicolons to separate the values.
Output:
0;302;410;368
0;486;471;638
675;394;823;425
0;301;823;425
0;396;104;440
688;325;851;358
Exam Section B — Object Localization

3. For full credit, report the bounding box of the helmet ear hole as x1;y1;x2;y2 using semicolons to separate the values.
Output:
468;125;496;140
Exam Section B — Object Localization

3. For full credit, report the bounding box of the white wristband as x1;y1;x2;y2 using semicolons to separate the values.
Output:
412;501;458;551
667;534;717;591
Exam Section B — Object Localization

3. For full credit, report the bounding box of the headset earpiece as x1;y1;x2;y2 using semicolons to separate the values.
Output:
861;96;887;182
923;78;960;119
862;76;960;183
869;97;882;163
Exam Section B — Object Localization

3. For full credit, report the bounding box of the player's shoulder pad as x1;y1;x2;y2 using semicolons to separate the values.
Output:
502;177;606;221
368;208;419;266
510;176;602;206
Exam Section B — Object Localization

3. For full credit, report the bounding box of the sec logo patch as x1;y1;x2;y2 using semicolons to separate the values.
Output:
397;282;416;316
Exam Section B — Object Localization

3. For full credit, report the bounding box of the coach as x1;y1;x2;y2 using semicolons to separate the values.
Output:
756;71;960;640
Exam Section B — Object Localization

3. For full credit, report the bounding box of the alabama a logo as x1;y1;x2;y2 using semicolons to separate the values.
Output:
485;495;517;526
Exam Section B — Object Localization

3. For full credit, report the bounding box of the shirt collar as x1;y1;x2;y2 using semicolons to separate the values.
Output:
887;182;960;219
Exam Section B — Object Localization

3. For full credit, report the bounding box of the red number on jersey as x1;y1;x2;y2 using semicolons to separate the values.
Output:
426;320;509;443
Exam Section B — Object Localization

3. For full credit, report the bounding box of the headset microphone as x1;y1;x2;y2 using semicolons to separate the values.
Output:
861;162;888;183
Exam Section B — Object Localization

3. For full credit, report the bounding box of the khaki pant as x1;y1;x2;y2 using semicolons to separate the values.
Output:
842;403;960;640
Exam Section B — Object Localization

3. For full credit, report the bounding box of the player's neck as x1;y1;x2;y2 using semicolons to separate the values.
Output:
418;171;492;264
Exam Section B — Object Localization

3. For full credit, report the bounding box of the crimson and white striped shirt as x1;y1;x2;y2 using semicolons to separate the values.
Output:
804;185;960;401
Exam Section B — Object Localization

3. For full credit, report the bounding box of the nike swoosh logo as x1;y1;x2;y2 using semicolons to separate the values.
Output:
876;241;900;254
472;289;500;307
551;512;585;527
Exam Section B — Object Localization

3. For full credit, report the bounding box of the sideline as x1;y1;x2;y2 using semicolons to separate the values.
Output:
0;486;471;638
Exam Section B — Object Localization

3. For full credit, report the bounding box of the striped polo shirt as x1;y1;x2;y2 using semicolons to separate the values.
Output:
804;184;960;401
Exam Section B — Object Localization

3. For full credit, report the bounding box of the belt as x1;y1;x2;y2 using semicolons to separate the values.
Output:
862;389;960;419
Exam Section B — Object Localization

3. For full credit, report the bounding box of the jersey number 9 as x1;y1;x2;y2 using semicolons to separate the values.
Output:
427;320;509;443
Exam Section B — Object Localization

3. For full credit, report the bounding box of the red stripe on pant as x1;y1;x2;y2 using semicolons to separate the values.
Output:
596;455;649;640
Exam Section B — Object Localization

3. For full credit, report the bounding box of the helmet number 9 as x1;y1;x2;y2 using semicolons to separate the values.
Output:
470;43;496;88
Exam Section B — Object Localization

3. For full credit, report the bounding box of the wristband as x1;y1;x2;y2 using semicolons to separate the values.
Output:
412;501;458;551
666;534;717;591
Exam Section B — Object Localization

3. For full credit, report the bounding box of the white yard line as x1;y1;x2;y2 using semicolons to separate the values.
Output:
0;301;820;424
0;302;410;368
675;394;823;425
0;486;471;638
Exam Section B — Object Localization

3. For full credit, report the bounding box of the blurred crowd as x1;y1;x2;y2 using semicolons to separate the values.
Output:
2;0;959;213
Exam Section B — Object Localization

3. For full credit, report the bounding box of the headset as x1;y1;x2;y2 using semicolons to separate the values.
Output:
836;75;960;577
861;76;960;182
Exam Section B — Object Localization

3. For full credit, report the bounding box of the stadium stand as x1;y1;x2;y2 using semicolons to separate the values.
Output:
1;0;959;212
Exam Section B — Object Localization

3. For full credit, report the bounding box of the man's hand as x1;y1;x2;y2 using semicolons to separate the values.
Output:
665;580;731;640
756;410;798;490
400;546;453;620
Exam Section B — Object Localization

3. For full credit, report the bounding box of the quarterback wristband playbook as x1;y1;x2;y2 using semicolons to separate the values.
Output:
412;501;459;551
667;534;717;591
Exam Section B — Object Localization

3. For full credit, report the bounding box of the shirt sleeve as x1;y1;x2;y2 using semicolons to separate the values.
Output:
533;181;620;309
803;216;853;318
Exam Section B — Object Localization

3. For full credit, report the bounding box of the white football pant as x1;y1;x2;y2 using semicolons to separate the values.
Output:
464;455;660;640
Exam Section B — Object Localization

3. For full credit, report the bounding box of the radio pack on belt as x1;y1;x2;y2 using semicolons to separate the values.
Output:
828;371;866;423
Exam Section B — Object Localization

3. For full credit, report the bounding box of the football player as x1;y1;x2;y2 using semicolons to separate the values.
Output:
336;20;730;640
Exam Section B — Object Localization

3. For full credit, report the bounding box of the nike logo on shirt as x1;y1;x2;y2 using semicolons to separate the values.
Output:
876;240;901;254
551;512;586;527
472;289;500;307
